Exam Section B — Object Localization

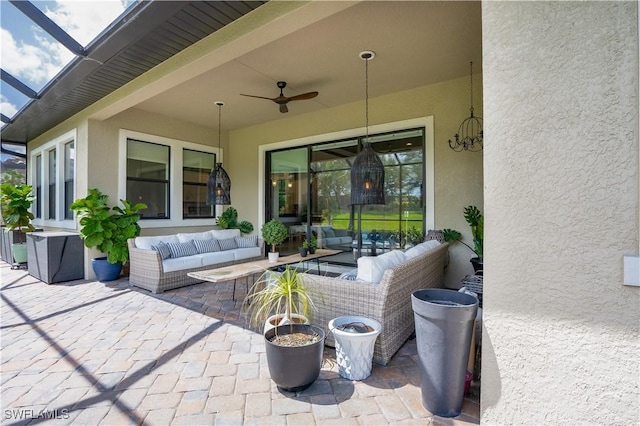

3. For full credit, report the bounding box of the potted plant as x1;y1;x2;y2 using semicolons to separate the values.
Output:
404;226;423;249
70;189;147;281
307;236;317;254
0;183;35;265
243;264;325;392
299;240;308;257
443;205;483;273
261;219;288;262
216;206;254;234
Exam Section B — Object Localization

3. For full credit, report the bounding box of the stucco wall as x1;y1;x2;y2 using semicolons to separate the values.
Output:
482;2;639;424
228;76;484;288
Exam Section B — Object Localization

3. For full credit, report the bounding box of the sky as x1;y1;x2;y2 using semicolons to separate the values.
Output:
0;0;134;121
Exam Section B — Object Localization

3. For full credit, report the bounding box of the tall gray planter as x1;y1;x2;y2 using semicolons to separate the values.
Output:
411;288;478;417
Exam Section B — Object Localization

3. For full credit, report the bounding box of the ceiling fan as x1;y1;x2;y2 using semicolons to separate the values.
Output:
240;81;318;113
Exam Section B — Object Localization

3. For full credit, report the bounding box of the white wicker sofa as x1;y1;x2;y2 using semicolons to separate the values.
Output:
128;229;263;293
301;240;448;365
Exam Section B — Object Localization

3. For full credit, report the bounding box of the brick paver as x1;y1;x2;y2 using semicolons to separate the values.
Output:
0;262;480;425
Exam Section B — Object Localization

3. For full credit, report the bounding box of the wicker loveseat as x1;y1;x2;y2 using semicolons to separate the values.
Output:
128;229;263;293
301;240;449;365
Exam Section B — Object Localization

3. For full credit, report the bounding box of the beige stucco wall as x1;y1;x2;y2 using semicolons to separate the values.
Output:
229;76;483;288
482;1;639;424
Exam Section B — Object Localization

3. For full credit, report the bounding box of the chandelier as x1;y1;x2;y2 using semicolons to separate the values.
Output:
350;50;385;205
449;62;483;152
207;101;231;205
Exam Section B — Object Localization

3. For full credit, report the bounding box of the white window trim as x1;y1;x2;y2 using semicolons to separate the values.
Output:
118;129;222;229
257;116;435;230
31;129;77;229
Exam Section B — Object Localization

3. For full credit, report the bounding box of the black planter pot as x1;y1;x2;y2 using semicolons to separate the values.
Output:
264;324;325;392
470;257;483;275
299;248;308;257
92;257;122;282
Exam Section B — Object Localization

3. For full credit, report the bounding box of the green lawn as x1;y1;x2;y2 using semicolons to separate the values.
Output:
326;211;423;233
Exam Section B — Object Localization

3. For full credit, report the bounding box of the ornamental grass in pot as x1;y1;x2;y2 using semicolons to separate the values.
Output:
243;263;325;392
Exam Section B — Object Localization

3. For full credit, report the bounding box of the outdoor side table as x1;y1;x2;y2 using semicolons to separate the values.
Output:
328;316;381;380
27;231;84;284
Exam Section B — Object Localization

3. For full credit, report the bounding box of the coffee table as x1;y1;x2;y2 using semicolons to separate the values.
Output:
187;249;341;300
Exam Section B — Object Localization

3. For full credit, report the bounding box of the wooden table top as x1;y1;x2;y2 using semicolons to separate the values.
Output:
187;249;341;283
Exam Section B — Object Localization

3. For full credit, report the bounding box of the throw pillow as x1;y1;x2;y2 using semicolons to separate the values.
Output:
166;240;198;258
235;235;258;248
324;228;336;238
357;250;407;283
218;238;238;251
337;269;358;281
151;241;171;260
193;238;220;254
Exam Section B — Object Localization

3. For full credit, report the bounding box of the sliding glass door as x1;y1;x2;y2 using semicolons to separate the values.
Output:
265;127;425;257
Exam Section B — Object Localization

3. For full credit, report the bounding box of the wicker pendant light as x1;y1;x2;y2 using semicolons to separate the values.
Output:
207;101;231;205
350;51;385;205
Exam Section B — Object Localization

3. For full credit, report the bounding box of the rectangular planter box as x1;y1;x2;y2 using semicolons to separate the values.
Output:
2;227;42;264
27;231;84;283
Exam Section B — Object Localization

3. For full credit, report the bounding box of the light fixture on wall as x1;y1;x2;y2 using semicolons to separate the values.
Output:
448;61;483;152
350;50;385;205
207;101;231;205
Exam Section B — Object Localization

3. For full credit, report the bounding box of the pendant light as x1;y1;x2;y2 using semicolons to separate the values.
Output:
350;50;385;205
448;61;483;152
207;101;231;205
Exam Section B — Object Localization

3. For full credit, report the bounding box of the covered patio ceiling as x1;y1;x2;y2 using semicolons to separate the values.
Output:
1;1;482;144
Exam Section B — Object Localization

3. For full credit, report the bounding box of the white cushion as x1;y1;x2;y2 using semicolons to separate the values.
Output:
162;256;203;273
211;229;241;239
405;244;428;259
197;251;235;267
177;231;213;243
406;240;441;259
233;247;261;261
134;235;179;250
357;250;407;284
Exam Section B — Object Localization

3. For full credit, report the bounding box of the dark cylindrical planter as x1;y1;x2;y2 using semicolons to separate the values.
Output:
265;324;325;392
92;257;122;282
411;289;478;418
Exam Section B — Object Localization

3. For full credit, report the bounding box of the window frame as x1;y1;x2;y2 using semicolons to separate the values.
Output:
119;130;222;229
257;117;435;230
30;129;77;229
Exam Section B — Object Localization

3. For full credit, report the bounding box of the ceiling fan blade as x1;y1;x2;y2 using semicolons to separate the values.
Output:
279;104;288;113
286;91;319;102
240;93;276;101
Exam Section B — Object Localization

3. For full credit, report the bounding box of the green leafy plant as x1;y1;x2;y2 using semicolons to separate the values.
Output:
70;189;147;264
261;219;288;253
243;264;317;330
405;226;423;245
216;206;254;234
301;237;317;251
443;205;483;259
1;183;35;233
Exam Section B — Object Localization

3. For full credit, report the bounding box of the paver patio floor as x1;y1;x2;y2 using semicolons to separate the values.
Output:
1;262;479;425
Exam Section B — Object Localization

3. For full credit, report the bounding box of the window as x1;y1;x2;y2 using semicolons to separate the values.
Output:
35;155;42;219
47;149;56;220
183;149;215;218
260;117;434;258
30;129;76;228
127;139;170;219
119;130;221;228
64;141;74;220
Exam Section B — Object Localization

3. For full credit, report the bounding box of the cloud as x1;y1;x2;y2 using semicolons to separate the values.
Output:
0;1;128;89
43;1;129;46
1;94;19;118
